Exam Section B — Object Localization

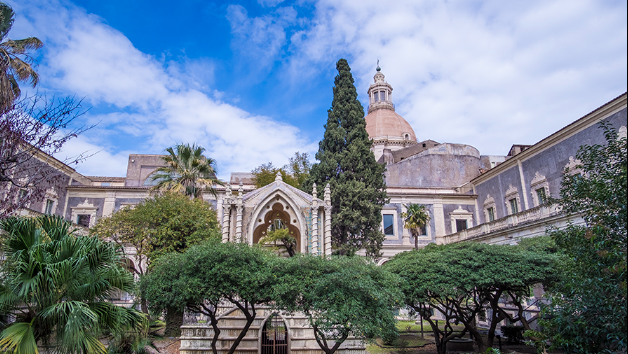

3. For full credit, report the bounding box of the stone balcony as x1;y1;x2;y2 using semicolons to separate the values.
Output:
441;204;581;244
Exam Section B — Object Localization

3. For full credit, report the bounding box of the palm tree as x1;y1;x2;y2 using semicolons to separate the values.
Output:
0;3;43;108
401;203;431;250
0;215;146;354
150;143;224;198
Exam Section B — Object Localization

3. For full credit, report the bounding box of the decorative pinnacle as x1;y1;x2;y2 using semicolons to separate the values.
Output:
312;183;317;199
376;59;381;72
275;171;283;182
225;183;231;194
238;181;243;197
324;183;331;205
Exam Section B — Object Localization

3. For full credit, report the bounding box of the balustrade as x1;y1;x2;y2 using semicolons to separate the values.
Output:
444;205;559;242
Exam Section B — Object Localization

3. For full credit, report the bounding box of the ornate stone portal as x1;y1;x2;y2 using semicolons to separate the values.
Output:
180;173;365;354
219;172;332;256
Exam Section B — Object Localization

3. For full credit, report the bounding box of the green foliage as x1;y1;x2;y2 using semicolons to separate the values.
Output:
259;228;297;257
252;152;312;189
91;192;221;271
304;59;388;257
542;122;627;353
523;330;550;354
0;216;145;354
287;152;312;189
0;2;43;107
385;242;556;354
273;254;402;354
401;203;430;250
141;241;276;354
516;235;558;254
252;162;299;188
150;143;223;198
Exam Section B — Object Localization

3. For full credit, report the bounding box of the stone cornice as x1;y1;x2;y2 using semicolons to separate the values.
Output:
472;92;627;186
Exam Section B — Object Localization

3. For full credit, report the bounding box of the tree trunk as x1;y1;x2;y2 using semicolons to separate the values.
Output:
164;306;184;337
140;296;149;314
487;294;507;348
227;302;257;354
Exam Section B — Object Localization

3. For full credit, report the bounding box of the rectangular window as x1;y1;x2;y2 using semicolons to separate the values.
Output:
536;188;547;205
383;214;394;236
419;225;427;236
509;198;519;214
45;199;54;215
77;214;91;227
487;207;495;222
455;219;468;232
374;92;379;102
101;182;111;187
380;91;386;101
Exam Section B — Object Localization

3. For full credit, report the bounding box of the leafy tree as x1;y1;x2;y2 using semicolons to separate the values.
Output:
401;203;430;250
91;192;221;274
541;122;627;353
141;241;277;354
273;255;401;354
286;152;312;189
251;162;298;188
385;242;555;353
251;152;312;189
0;2;43;108
0;216;145;354
259;228;297;257
150;143;223;198
304;59;388;257
91;192;220;335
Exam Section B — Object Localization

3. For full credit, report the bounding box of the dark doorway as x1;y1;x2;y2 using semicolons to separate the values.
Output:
261;314;288;354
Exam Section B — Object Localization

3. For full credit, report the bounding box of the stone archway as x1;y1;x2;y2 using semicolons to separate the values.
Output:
252;203;301;254
261;313;288;354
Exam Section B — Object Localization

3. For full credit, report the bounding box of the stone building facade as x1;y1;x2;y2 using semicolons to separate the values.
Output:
5;67;627;353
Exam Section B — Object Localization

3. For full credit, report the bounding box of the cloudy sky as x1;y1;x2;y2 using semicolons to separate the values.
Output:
8;0;627;179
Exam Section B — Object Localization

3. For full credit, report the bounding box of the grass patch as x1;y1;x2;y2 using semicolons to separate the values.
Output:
375;335;427;347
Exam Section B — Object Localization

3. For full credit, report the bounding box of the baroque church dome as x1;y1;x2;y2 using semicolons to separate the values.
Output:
365;108;417;142
364;66;417;143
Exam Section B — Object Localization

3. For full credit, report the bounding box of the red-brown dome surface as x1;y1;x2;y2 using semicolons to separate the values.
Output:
364;108;417;142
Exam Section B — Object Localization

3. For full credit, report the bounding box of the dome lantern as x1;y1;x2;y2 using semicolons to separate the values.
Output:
364;65;418;161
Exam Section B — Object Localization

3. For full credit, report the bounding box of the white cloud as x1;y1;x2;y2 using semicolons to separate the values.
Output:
289;0;627;154
11;0;314;179
226;5;298;71
54;135;130;177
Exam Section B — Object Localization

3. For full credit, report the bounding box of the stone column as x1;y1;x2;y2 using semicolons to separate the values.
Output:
324;206;332;256
222;184;231;242
324;183;332;256
311;184;319;255
235;182;243;243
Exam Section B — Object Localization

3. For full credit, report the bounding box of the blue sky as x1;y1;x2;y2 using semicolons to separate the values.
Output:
8;0;628;179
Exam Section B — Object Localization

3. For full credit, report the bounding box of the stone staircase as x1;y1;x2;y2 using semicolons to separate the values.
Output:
180;304;366;354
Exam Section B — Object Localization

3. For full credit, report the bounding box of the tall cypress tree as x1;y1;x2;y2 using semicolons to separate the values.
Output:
305;59;388;257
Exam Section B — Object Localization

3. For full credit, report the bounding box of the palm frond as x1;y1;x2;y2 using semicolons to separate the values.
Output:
0;321;39;354
0;4;15;40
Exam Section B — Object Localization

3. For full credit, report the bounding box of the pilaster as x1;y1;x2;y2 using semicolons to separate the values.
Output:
222;184;232;242
324;184;332;256
311;184;319;255
235;182;243;243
